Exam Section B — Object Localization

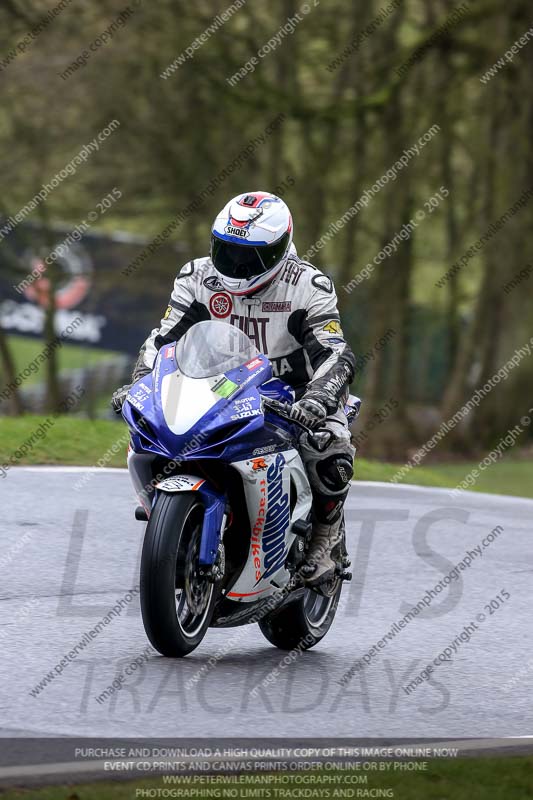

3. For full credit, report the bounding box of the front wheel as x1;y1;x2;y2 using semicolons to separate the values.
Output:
258;582;342;651
140;493;216;657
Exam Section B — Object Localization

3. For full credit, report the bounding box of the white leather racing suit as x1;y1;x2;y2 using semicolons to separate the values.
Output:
136;254;356;527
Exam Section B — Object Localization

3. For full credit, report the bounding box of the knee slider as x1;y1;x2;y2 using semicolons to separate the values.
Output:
317;454;353;494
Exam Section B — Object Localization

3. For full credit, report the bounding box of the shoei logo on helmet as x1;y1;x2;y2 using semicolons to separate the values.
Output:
209;292;233;318
225;225;249;238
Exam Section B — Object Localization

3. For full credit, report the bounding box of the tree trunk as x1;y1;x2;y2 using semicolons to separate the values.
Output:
0;325;24;415
441;92;500;430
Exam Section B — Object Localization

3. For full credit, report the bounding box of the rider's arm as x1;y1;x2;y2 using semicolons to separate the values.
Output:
290;272;356;413
133;261;208;377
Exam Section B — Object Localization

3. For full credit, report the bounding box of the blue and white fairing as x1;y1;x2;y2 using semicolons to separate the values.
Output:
123;320;311;602
225;448;310;601
124;323;295;462
125;351;263;460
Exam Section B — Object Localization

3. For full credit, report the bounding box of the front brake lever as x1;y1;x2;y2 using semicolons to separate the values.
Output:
261;397;314;433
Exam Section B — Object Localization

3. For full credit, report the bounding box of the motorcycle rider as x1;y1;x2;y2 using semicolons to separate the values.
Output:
113;192;356;585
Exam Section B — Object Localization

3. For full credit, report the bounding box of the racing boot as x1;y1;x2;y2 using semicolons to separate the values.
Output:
301;516;343;586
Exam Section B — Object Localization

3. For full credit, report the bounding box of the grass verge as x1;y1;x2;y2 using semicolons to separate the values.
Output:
355;456;533;499
0;417;128;469
6;334;119;387
1;416;532;499
1;758;533;799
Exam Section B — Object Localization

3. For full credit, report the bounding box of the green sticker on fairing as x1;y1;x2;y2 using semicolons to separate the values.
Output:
212;377;239;398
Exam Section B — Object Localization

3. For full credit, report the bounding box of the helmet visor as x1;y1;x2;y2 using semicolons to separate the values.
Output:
211;232;290;280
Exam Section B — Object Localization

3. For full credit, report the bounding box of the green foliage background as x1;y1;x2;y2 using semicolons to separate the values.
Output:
1;0;532;458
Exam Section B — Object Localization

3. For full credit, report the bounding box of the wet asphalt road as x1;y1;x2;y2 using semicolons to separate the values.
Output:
1;467;532;739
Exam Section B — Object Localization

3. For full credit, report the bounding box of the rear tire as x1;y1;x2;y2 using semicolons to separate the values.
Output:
140;493;216;657
258;582;342;651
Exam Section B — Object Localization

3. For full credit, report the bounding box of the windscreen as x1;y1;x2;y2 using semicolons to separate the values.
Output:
175;320;260;378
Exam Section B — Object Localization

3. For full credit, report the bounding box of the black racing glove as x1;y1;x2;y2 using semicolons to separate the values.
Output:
112;349;152;414
290;393;328;429
111;385;130;415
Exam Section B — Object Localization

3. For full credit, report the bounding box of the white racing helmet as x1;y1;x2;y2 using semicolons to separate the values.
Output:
210;191;293;295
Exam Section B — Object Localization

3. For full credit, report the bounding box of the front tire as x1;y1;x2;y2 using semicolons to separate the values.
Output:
258;582;342;651
140;493;216;657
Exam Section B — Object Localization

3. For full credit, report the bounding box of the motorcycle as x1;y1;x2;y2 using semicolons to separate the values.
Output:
122;319;361;657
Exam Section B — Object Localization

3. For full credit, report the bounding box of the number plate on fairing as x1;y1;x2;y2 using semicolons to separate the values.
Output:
156;475;206;492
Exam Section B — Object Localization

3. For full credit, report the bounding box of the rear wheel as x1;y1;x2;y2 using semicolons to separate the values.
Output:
140;493;216;657
258;582;342;651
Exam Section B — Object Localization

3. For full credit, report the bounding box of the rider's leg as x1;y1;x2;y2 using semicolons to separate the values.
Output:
298;407;355;584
